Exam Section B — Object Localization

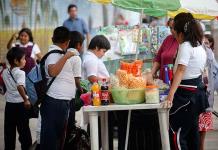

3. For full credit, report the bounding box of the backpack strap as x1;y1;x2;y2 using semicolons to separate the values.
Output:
39;50;66;91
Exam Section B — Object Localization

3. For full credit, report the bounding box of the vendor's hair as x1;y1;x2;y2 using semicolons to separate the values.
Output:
52;26;70;44
18;28;33;42
7;47;25;66
68;4;77;12
88;35;111;50
174;13;203;47
68;31;84;49
205;34;214;50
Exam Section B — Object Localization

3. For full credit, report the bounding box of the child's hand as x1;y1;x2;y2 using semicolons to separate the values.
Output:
24;100;31;110
65;51;75;59
12;33;18;40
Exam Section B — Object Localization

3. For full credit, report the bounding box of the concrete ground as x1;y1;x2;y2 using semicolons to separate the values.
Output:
0;96;217;150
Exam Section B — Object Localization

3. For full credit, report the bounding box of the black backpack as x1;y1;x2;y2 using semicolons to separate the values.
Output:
64;125;91;150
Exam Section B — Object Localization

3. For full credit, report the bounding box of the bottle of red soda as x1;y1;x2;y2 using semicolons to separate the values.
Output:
100;78;109;105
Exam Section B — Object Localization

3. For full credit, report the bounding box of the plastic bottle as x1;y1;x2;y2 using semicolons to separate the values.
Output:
100;78;109;105
168;64;173;85
164;65;170;85
91;81;101;106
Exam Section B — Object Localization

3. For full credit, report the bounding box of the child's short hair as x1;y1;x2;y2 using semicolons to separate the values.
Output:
52;26;70;44
88;35;111;50
7;47;25;66
68;31;85;49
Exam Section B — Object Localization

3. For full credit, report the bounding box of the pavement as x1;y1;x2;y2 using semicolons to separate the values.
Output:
0;95;217;150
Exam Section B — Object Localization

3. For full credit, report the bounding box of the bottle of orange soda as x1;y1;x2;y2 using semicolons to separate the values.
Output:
91;80;101;106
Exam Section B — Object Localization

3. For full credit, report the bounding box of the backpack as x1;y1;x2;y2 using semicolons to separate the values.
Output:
26;50;65;105
64;125;91;150
0;63;6;95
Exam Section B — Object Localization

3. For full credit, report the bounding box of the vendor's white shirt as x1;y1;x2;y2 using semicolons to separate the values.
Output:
82;51;109;79
45;45;81;100
174;42;206;80
2;67;25;103
12;41;41;59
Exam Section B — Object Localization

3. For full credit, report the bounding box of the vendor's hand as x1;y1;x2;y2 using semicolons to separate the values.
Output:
24;100;31;110
65;51;75;59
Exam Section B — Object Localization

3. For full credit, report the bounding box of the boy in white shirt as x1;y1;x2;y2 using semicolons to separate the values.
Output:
3;47;32;150
40;26;76;150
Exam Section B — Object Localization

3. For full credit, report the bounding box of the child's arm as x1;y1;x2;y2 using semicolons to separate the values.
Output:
75;77;83;93
48;51;74;77
17;85;31;109
7;33;18;50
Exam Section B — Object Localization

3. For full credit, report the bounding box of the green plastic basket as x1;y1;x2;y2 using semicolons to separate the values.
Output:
111;88;145;105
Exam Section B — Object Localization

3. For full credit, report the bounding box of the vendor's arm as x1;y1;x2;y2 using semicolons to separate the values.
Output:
48;51;74;77
7;33;18;50
151;62;160;78
166;64;186;102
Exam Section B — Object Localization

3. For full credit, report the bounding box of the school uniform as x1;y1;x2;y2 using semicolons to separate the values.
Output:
2;67;32;150
82;50;112;148
82;51;109;79
12;41;41;74
67;49;82;129
170;42;207;150
40;45;79;150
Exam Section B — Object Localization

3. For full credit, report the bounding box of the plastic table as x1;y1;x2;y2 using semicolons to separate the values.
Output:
83;103;170;150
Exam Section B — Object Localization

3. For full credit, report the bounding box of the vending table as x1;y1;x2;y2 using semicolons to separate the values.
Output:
83;103;170;150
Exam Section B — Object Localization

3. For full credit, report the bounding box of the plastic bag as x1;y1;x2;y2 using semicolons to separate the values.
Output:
143;69;154;85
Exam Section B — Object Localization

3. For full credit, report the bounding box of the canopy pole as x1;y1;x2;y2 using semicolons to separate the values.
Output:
135;9;144;60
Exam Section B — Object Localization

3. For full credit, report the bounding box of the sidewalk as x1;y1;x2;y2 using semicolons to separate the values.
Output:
0;96;217;149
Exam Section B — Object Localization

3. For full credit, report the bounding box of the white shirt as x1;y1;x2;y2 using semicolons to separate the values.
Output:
174;42;207;80
12;41;41;59
2;67;25;103
45;45;81;100
82;51;109;79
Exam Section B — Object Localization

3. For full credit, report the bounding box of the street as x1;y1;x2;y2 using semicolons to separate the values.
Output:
0;96;217;150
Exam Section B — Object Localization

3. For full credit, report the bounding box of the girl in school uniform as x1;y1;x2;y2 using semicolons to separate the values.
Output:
166;13;208;150
7;28;42;74
3;47;32;150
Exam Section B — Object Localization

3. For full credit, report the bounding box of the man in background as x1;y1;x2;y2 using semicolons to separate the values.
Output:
63;4;90;48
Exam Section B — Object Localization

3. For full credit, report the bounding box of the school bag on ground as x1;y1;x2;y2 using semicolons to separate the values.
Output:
64;124;91;150
26;50;65;105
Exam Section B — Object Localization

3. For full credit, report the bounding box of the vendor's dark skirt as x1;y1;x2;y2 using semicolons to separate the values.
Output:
117;110;161;150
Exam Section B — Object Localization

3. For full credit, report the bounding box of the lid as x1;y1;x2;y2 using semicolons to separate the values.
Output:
145;85;158;88
168;64;174;68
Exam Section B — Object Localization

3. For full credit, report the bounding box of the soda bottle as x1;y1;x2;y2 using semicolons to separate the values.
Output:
168;64;173;85
91;81;101;106
164;65;170;85
100;78;109;105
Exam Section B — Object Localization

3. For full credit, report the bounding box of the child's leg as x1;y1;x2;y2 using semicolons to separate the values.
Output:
40;95;70;150
200;131;206;150
4;102;17;150
16;103;32;150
